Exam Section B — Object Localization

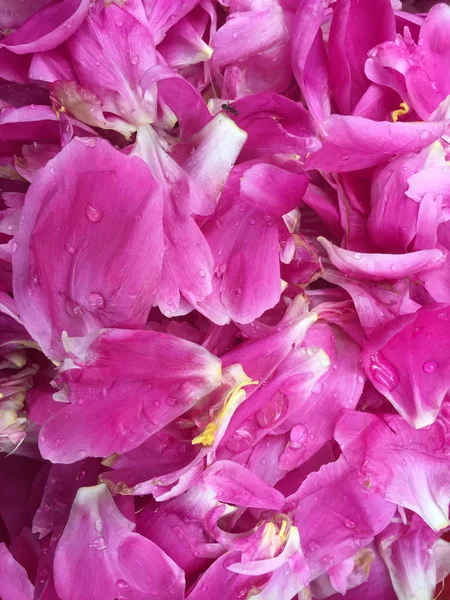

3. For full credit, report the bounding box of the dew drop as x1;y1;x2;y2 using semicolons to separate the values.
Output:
76;398;84;406
344;518;356;529
88;292;105;310
64;414;70;421
357;375;364;384
255;390;288;427
312;383;322;394
116;580;129;589
354;252;361;260
12;242;17;253
131;55;139;65
198;269;206;278
166;397;177;406
55;438;61;447
289;423;308;449
85;205;102;223
163;310;172;318
65;241;76;254
369;352;399;391
218;264;226;274
249;218;256;225
342;154;349;161
153;400;161;408
90;536;106;550
422;361;437;374
235;287;242;297
95;518;103;532
419;130;430;139
232;32;238;39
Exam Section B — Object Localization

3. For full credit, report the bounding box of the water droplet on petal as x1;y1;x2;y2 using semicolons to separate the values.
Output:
354;252;361;260
85;205;102;223
419;130;430;139
369;352;399;392
131;55;139;65
153;400;161;408
198;269;206;278
235;287;242;297
255;390;288;427
344;518;355;529
422;361;437;374
116;580;129;589
289;423;308;449
166;397;177;406
312;383;322;394
88;292;105;310
90;536;106;550
232;32;238;39
65;241;76;254
249;218;256;225
95;519;103;532
342;154;349;161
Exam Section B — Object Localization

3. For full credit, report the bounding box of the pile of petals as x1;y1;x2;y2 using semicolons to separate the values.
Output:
2;0;450;598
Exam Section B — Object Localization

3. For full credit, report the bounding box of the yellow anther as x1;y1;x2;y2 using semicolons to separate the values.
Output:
391;101;410;122
192;377;258;447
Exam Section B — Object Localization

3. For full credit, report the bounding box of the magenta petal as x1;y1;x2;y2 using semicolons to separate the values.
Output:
319;236;444;282
291;0;330;124
291;456;396;579
13;137;163;359
39;329;222;462
362;305;450;428
306;115;449;172
377;517;448;600
53;483;185;600
0;543;34;600
328;0;395;114
336;411;450;530
0;0;90;55
203;460;285;510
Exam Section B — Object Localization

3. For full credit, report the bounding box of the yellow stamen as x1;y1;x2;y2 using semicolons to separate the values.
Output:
391;101;410;122
192;377;258;446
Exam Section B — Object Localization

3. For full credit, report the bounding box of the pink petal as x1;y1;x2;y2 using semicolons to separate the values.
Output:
306;115;449;172
53;483;185;600
13;137;163;359
0;0;90;55
0;543;34;600
319;236;445;281
336;411;450;530
362;305;450;428
39;328;222;462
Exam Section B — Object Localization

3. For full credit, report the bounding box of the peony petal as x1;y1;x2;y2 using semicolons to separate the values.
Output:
0;542;34;600
53;483;185;600
13;137;163;359
319;236;445;282
0;0;90;55
336;411;450;530
362;305;450;428
306;115;449;172
39;328;222;462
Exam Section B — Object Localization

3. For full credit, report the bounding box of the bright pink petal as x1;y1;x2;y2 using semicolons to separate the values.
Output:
13;137;163;359
328;0;395;114
290;456;396;579
306;115;449;172
336;411;450;530
291;0;330;124
39;328;222;462
54;483;185;600
362;305;450;428
0;543;34;600
0;0;90;55
319;236;444;282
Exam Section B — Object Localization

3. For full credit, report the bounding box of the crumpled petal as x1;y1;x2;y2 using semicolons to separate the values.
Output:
53;483;185;600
